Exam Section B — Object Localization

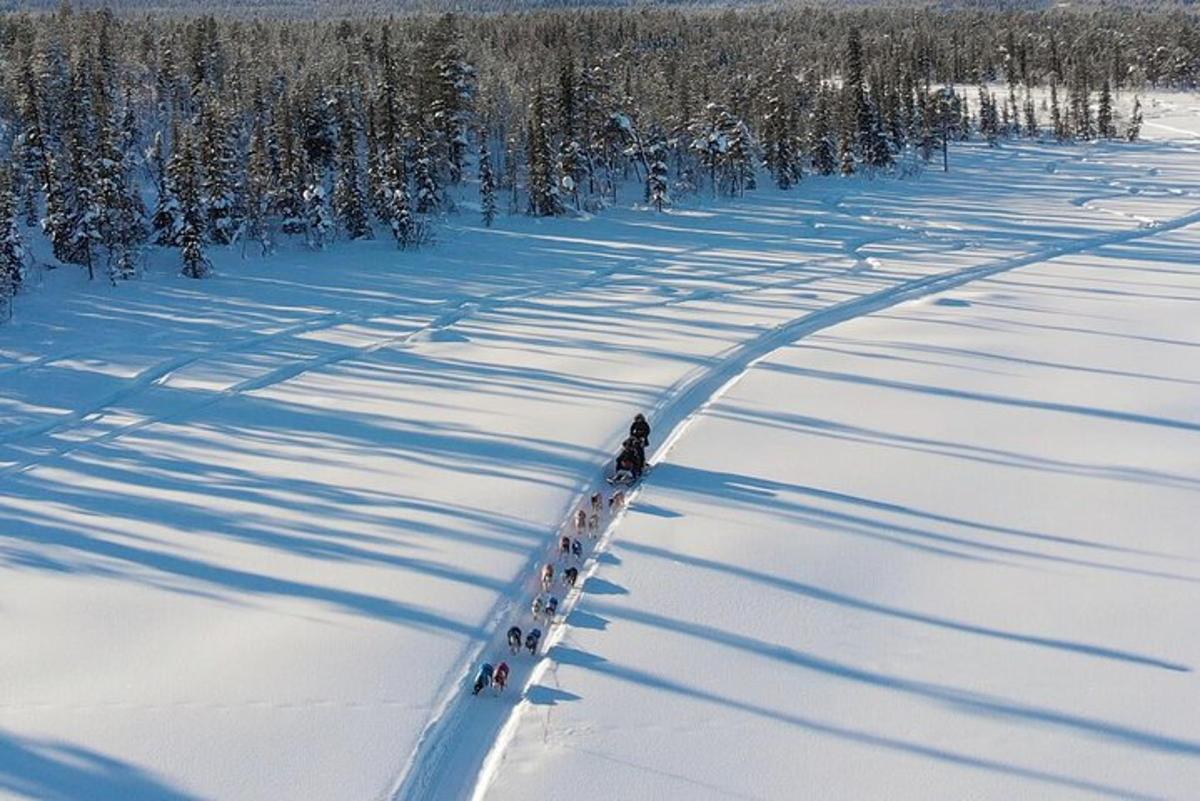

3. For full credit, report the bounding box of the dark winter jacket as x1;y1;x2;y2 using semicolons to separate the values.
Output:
630;418;651;441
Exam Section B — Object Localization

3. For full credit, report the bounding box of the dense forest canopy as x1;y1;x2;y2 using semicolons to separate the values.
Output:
0;1;1195;314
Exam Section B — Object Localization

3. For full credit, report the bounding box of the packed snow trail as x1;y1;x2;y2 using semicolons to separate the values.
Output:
5;113;1200;801
391;212;1200;801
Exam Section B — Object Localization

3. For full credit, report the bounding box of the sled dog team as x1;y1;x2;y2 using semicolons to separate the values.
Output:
471;414;651;698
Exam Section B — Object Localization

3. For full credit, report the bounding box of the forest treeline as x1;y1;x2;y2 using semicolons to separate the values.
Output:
0;2;1195;315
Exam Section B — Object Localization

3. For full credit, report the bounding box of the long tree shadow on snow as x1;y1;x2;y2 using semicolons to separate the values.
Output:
643;462;1198;583
614;539;1187;672
0;730;200;801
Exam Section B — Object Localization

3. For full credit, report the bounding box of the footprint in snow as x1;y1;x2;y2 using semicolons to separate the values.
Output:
934;297;972;308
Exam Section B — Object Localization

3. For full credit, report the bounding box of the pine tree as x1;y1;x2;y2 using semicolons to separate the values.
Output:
303;176;334;249
0;166;27;321
174;131;210;279
845;26;870;161
1097;79;1114;140
527;91;562;217
504;134;519;215
16;55;49;229
558;139;586;210
413;136;440;215
199;95;242;245
42;152;74;262
809;91;837;176
421;14;476;186
839;124;855;176
244;118;274;255
1050;81;1067;142
1126;96;1143;141
332;95;372;240
390;181;417;248
152;129;187;247
646;137;669;211
763;68;797;189
479;133;497;227
276;97;309;237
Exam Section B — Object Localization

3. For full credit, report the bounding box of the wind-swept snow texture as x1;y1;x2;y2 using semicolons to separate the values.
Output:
3;94;1199;801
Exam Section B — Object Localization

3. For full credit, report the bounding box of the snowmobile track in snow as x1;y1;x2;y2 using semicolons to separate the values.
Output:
385;203;1200;801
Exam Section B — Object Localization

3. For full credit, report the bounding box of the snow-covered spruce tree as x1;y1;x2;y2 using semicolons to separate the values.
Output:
838;122;856;176
244;118;274;256
277;101;310;238
646;136;669;212
365;103;388;222
419;14;476;187
503;134;519;215
763;68;798;190
390;182;417;248
152;129;186;247
809;90;837;176
722;112;758;196
97;113;146;284
844;26;869;163
0;166;27;321
577;64;611;197
478;133;497;227
689;102;737;196
1070;68;1093;140
977;87;999;146
16;58;50;229
863;102;893;171
413;136;440;215
555;61;590;209
67;143;102;282
557;139;585;211
918;88;937;162
1126;97;1143;142
332;94;372;241
1050;81;1067;142
173;131;210;279
1023;93;1038;138
199;95;242;246
526;91;562;217
302;174;334;249
1097;78;1114;140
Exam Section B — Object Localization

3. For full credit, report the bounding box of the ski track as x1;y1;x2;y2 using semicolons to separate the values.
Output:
386;185;1200;801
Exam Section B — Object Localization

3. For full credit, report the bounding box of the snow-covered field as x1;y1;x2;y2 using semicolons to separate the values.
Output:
3;94;1199;801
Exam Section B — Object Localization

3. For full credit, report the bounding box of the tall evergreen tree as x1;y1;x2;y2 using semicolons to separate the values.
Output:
809;91;837;176
479;133;497;227
527;91;562;217
0;167;27;321
1126;96;1143;141
1097;78;1114;139
646;136;669;211
173;130;210;279
199;95;242;245
303;174;334;249
332;94;373;240
244;118;274;255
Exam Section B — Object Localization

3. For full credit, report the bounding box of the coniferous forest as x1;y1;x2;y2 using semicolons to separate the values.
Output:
0;3;1197;317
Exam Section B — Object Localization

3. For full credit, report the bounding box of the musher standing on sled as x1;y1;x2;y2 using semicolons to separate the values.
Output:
612;413;651;482
630;413;651;448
